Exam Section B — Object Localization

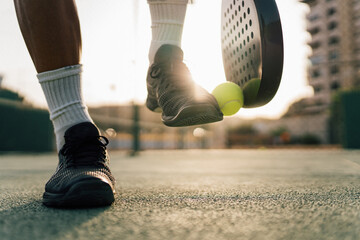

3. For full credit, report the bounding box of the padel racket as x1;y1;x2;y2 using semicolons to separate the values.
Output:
221;0;283;107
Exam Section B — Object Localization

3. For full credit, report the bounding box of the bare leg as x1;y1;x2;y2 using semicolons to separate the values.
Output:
13;0;115;209
13;0;81;73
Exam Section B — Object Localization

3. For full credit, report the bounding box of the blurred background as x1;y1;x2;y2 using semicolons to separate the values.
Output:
0;0;359;152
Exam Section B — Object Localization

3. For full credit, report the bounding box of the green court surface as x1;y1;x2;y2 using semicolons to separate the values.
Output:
1;149;360;240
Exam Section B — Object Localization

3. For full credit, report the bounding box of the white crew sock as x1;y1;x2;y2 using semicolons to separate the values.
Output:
148;0;188;63
37;64;93;152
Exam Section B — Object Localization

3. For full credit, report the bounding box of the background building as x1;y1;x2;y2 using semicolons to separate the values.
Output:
301;0;360;111
255;0;360;145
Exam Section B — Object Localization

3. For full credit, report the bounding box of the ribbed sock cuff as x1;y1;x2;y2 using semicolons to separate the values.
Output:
37;64;82;82
37;64;93;151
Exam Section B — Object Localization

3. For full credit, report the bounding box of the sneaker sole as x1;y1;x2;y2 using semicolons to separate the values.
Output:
163;104;223;127
43;179;115;208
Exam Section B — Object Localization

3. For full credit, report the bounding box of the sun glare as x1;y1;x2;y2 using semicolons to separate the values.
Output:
0;0;312;119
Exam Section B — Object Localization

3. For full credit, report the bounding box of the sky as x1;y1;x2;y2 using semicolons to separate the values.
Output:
0;0;312;119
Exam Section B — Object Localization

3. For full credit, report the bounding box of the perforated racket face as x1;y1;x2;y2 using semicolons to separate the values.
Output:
221;0;283;108
222;0;262;87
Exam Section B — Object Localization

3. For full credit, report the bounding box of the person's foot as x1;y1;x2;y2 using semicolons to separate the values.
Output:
146;44;223;127
43;122;116;208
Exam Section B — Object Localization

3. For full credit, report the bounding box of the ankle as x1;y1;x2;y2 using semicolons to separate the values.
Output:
148;0;187;63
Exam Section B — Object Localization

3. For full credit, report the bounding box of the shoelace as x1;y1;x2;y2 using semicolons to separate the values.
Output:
60;136;109;168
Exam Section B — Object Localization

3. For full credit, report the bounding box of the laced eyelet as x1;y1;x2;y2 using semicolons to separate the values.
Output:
99;136;109;146
150;66;162;78
60;135;109;167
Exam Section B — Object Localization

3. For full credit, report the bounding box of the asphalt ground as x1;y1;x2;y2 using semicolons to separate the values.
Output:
0;149;359;240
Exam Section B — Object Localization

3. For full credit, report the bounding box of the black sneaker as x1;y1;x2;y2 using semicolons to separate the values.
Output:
146;44;223;127
43;122;116;208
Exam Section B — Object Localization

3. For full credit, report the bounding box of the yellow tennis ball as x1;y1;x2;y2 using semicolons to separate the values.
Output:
212;82;244;116
243;78;261;105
